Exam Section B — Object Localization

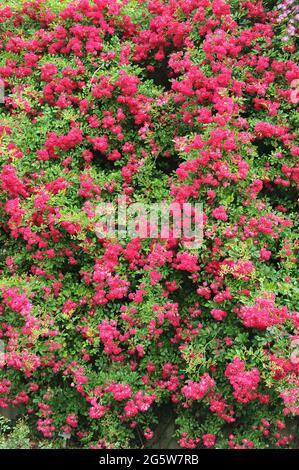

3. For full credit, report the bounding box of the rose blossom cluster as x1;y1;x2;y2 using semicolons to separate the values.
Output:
225;358;260;404
0;0;297;449
238;297;289;330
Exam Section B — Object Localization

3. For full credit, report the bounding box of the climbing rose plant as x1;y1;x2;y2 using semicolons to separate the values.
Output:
0;0;298;449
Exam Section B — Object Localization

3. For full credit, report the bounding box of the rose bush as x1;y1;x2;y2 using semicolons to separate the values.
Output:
0;0;298;448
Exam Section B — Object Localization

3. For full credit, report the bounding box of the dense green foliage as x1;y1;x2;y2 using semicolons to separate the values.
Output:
0;0;298;448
